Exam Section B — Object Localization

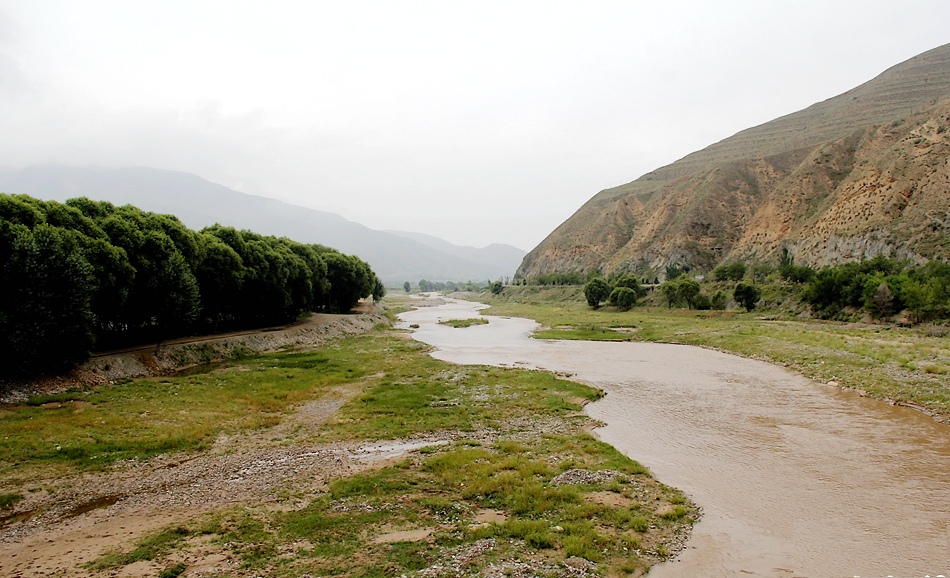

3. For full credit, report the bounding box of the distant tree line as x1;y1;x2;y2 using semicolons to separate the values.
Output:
529;271;589;286
583;274;647;311
0;194;381;379
414;279;490;293
801;255;950;322
570;251;950;322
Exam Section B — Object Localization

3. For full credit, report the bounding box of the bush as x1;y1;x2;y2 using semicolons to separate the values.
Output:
733;282;761;312
780;264;815;283
710;290;728;311
584;278;611;308
612;273;645;298
675;278;701;309
712;262;746;282
609;286;639;311
694;293;712;310
158;563;187;578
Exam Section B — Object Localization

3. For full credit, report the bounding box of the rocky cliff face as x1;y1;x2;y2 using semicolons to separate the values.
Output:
519;44;950;279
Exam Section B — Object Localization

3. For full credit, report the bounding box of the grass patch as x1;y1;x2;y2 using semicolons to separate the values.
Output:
158;563;187;578
0;345;381;474
159;434;695;576
535;325;633;341
0;492;22;510
89;526;191;570
320;344;603;442
439;318;489;328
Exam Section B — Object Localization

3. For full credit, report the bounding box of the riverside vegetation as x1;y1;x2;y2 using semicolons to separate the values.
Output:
0;193;384;382
0;321;697;576
481;282;950;423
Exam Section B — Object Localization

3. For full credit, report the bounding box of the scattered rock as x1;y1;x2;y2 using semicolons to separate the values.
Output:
550;468;624;486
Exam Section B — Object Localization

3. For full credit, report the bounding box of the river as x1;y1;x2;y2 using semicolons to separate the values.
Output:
398;297;950;577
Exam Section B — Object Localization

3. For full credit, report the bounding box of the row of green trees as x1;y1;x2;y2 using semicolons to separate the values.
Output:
584;272;761;312
583;274;646;311
802;256;950;322
529;271;590;286
578;254;950;321
413;279;490;293
0;194;382;379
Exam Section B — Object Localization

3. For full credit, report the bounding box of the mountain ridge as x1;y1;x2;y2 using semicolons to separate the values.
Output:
0;166;523;284
518;43;950;280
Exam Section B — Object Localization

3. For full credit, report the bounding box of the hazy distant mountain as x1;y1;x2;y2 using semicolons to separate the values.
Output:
385;230;525;275
0;166;518;284
519;43;950;279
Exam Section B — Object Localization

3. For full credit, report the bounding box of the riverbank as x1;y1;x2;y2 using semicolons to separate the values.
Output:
0;307;387;404
0;302;696;576
402;295;950;576
478;287;950;424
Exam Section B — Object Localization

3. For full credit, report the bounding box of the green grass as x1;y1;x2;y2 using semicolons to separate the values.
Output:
0;492;22;509
113;435;694;576
0;332;599;475
480;290;950;420
74;328;695;576
439;317;489;328
89;526;191;570
0;347;376;475
157;563;187;578
320;344;601;442
535;325;634;341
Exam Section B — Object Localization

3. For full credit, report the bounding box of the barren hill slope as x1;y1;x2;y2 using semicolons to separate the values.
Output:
519;43;950;279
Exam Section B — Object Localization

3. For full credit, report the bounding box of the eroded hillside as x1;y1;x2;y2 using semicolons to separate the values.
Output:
519;43;950;279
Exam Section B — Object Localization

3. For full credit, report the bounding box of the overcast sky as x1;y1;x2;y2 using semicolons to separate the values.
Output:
1;1;948;250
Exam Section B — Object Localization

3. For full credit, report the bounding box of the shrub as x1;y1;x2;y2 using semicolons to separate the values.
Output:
712;262;746;282
612;274;646;298
693;293;711;310
780;264;815;283
710;290;728;311
158;563;187;578
584;278;611;308
609;287;639;311
675;278;701;309
733;282;761;312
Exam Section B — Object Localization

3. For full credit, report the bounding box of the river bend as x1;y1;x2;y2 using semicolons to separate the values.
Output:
398;298;950;577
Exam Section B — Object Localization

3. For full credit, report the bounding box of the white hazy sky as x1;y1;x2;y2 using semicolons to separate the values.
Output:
1;1;948;251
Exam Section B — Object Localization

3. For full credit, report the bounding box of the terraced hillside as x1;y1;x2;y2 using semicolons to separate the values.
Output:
519;43;950;279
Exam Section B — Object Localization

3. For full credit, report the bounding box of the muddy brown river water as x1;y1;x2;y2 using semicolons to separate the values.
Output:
398;298;950;577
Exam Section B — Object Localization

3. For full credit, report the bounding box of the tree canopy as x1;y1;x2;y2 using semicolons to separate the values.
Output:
583;277;611;308
733;281;762;312
0;194;380;379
